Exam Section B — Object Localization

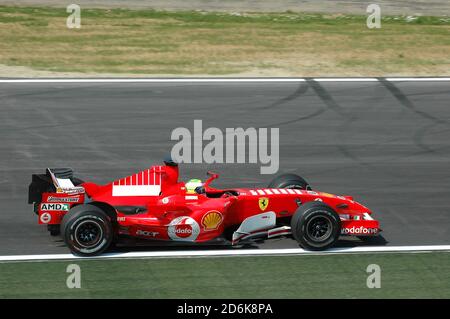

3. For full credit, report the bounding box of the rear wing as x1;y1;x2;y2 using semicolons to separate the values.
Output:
47;168;84;195
28;168;84;204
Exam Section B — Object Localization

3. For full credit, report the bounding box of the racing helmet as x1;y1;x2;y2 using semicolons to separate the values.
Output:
185;179;203;194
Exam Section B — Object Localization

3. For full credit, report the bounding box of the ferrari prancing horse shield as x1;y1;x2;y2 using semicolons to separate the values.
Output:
259;197;269;211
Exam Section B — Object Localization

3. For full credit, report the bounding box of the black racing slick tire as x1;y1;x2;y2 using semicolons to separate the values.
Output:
61;204;113;256
268;173;311;190
71;177;85;186
291;202;341;250
48;225;60;236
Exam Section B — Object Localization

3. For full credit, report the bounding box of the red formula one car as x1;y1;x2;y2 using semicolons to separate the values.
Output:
28;158;380;256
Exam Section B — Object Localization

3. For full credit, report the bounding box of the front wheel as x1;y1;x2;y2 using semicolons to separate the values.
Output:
291;202;341;250
268;173;311;190
61;204;113;256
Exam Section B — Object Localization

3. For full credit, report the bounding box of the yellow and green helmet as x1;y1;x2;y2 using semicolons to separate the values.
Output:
185;179;203;194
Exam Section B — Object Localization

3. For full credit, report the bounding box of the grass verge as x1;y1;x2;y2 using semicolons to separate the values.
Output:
0;6;449;76
0;252;449;298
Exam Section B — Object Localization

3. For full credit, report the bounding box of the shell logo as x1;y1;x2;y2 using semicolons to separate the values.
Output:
201;211;223;231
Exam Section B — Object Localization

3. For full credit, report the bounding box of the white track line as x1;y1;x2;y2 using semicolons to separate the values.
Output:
0;78;449;83
0;245;449;262
385;77;450;82
0;78;307;83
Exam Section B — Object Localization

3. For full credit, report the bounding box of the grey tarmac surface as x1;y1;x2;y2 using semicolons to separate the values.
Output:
0;79;449;255
1;0;449;16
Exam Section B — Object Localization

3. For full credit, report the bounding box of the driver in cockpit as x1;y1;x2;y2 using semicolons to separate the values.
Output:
185;178;204;194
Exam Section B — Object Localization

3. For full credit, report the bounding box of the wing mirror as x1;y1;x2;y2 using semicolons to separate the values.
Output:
207;171;219;179
203;171;219;191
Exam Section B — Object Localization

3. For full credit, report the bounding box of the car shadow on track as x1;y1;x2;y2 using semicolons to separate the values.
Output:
335;235;389;248
98;235;389;254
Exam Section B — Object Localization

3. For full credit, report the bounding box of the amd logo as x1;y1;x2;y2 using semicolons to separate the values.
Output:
40;203;69;211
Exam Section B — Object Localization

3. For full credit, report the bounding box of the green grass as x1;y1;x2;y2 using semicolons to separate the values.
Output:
0;252;449;298
0;6;449;76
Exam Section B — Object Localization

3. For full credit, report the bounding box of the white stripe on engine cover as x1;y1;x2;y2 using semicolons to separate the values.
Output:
112;185;161;196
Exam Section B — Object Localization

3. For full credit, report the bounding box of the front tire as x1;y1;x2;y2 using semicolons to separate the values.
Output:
268;173;311;190
291;202;341;250
61;204;113;256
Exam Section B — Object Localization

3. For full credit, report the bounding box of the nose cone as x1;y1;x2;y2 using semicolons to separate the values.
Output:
325;193;371;214
347;198;372;214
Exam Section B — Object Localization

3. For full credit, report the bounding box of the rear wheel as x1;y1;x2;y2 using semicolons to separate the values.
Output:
268;173;311;190
291;202;341;250
61;204;113;256
71;177;84;186
47;225;60;236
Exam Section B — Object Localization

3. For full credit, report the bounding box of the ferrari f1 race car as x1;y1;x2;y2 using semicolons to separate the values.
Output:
28;158;381;256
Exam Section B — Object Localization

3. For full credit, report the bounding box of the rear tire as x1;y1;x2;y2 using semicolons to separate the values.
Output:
71;177;84;186
61;204;113;256
48;225;60;236
268;173;311;190
291;202;341;250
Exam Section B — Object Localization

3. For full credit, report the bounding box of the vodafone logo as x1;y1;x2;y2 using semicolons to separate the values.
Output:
168;216;200;241
40;212;52;224
174;224;192;238
341;226;378;235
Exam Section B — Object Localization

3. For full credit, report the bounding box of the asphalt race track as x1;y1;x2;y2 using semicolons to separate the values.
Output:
0;79;449;255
